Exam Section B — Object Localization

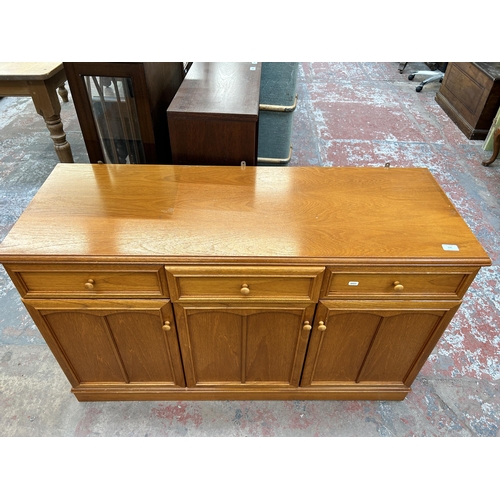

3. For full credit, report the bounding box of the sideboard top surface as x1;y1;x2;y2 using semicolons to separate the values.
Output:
0;164;491;265
167;62;261;121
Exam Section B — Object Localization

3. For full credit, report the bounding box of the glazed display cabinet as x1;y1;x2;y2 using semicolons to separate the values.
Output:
64;62;186;164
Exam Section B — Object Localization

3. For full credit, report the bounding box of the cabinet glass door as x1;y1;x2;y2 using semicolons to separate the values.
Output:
83;75;146;164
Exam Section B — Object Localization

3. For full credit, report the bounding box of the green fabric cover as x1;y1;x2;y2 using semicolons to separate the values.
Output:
257;63;298;165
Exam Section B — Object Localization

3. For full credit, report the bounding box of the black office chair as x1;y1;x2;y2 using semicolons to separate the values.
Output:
407;63;448;92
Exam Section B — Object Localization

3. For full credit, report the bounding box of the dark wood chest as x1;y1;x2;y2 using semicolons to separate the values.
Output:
436;62;500;139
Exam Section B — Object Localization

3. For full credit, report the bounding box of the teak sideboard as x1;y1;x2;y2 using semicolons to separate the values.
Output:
0;164;490;402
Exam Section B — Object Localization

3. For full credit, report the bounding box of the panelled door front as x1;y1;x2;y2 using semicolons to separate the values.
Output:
174;303;316;388
23;299;185;388
301;300;461;387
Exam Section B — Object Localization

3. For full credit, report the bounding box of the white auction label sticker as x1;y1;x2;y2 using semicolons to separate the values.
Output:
442;244;460;251
348;281;359;286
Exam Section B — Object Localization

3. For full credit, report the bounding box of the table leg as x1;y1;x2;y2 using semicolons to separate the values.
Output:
28;79;74;163
43;114;74;163
482;128;500;167
57;83;69;103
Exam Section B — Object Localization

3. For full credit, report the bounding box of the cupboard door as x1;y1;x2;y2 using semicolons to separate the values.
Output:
301;300;461;387
23;299;185;387
174;303;316;388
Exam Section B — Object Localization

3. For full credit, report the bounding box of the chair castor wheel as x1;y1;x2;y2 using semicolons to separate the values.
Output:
416;85;423;92
408;74;415;80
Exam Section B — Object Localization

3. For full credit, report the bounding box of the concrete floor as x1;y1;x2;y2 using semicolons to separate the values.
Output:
0;62;499;438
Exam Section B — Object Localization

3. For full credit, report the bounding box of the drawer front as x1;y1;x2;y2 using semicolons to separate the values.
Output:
323;267;477;300
165;266;325;302
7;264;168;298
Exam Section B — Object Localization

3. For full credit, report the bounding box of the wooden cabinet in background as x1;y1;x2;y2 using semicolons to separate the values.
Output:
436;62;500;139
0;164;491;401
167;62;261;166
64;62;186;164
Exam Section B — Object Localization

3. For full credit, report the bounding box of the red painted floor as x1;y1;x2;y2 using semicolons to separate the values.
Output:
0;62;499;437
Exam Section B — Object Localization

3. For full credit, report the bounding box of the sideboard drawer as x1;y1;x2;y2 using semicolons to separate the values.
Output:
165;266;325;302
322;266;476;300
7;264;168;298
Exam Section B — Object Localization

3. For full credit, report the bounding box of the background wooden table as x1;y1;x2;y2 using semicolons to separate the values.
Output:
0;62;74;162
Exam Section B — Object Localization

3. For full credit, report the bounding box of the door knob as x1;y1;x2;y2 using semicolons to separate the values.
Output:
393;281;404;292
84;279;95;290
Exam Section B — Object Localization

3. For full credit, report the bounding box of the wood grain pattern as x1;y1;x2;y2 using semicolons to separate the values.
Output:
165;265;324;302
9;264;167;298
0;164;490;265
24;299;185;387
301;300;461;387
323;265;478;300
0;164;490;401
174;303;316;388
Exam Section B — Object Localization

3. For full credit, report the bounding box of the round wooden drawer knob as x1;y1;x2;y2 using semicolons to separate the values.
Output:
162;321;171;331
303;321;312;331
318;321;327;331
84;279;95;290
240;284;250;295
393;281;404;292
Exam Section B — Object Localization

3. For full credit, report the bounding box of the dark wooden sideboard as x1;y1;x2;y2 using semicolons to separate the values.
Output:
167;62;261;165
0;164;490;402
436;62;500;140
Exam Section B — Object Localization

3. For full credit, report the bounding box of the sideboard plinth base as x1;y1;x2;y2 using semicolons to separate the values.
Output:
71;384;411;402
